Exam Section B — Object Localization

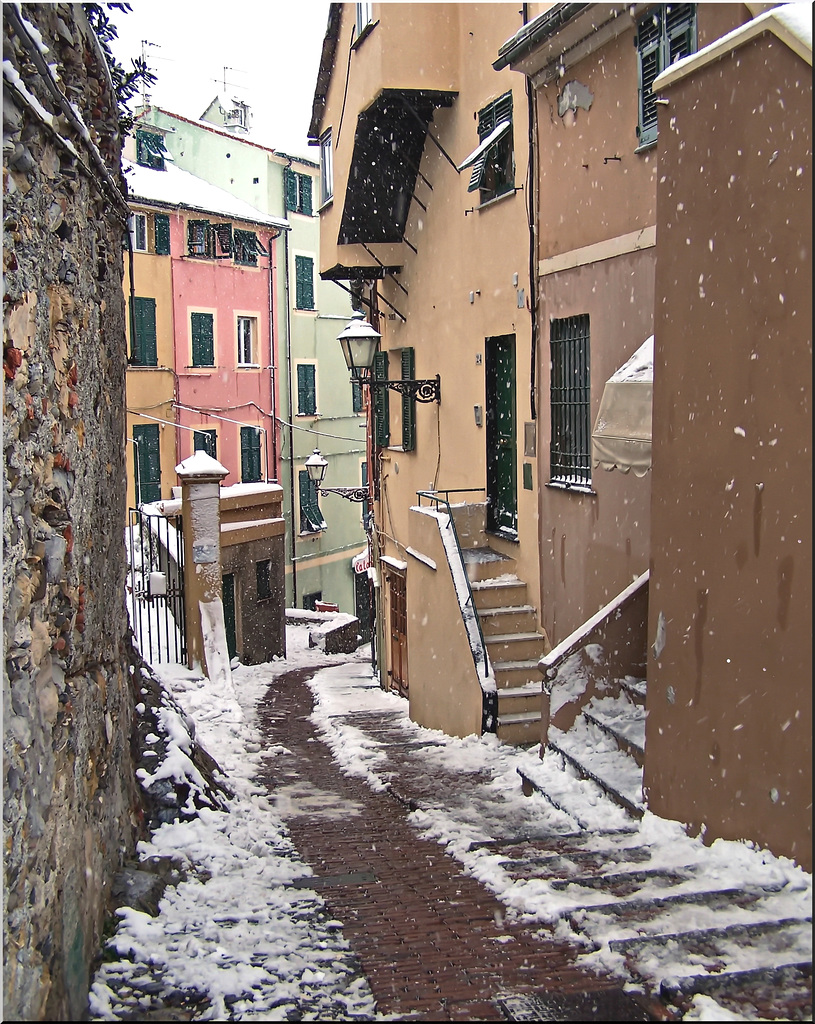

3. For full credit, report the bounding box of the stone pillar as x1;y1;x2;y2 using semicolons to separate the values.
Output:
175;452;229;683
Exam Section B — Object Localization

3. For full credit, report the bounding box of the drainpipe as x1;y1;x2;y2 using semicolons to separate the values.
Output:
282;168;297;607
523;2;538;420
267;233;279;480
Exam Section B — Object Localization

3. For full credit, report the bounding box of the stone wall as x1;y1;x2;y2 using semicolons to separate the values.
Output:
3;5;142;1018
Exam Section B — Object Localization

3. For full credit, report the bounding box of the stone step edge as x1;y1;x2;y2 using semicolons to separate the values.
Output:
497;711;541;725
497;684;543;698
659;959;812;1002
545;740;645;819
582;708;645;758
610;915;813;954
485;631;545;644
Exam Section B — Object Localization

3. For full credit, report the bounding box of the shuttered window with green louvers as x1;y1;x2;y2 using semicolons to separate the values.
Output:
294;255;314;309
636;4;696;148
154;213;171;255
130;296;157;366
191;312;214;366
133;424;161;503
352;379;364;414
298;470;325;532
193;429;217;458
234;229;257;265
468;92;513;200
373;350;390;448
284;168;313;215
188;219;212;257
401;347;415;451
135;129;166;170
240;427;262;482
297;363;317;415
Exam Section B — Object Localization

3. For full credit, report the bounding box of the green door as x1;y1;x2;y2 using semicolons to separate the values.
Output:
133;423;161;504
485;335;517;538
222;573;237;660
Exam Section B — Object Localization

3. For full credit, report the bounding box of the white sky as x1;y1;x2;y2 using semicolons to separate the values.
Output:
90;595;812;1020
109;1;332;158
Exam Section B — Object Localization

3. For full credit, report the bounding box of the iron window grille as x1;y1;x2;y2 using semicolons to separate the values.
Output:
636;4;696;148
193;429;217;459
549;314;591;487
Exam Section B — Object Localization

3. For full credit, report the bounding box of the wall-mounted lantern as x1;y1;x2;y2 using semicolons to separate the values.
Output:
337;312;441;404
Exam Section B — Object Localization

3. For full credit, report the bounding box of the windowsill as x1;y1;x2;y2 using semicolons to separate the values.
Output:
351;20;378;49
546;480;596;495
317;197;334;213
184;367;215;373
295;413;319;419
294;307;318;314
475;187;518;212
634;138;657;155
237;363;260;370
486;527;519;544
299;529;325;538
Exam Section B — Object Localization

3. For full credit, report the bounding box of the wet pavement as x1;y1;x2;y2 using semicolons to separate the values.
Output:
255;664;654;1022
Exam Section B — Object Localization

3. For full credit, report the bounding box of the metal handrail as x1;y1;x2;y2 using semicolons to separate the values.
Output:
415;489;489;677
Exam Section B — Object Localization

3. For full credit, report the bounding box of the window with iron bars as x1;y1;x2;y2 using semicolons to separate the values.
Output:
549;314;591;488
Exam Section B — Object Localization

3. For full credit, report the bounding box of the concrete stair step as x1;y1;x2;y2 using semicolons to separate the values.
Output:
492;658;544;687
544;728;645;818
549;865;693;895
582;694;646;766
620;675;647;705
479;604;538;636
497;684;542;716
496;710;541;746
461;546;516;583
471;575;528;609
485;631;547;662
659;961;812;1021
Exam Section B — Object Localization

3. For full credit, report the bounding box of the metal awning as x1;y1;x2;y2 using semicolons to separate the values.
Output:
591;336;653;476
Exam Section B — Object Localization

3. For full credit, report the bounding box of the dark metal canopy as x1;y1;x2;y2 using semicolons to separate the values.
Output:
338;89;455;246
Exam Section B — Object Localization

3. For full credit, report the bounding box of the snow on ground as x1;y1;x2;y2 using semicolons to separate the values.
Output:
89;624;811;1021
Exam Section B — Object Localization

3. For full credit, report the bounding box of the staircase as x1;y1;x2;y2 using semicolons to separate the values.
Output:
461;545;550;747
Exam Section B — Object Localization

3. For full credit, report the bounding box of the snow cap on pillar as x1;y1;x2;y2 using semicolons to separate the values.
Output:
175;450;229;481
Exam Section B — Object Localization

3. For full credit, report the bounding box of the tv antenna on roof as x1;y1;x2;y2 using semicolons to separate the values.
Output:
140;39;160;106
215;65;247;95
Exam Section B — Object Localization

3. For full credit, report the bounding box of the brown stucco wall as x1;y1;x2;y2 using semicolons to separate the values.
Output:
645;32;812;868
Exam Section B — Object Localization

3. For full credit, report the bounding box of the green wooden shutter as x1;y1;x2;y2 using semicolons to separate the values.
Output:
299;174;313;216
240;426;262;482
191;312;214;366
130;296;156;365
284;168;298;211
352;379;364;413
297;364;316;415
193;429;217;458
187;219;211;256
234;229;257;266
154;213;171;255
298;470;324;532
133;424;161;503
401;347;415;452
373;350;390;448
294;255;314;309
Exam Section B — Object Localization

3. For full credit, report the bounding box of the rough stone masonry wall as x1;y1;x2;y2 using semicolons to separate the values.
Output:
3;5;142;1019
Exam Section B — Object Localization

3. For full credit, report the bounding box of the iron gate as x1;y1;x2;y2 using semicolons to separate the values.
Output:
126;507;186;664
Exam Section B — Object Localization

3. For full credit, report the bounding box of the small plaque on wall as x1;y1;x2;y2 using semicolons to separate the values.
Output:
524;422;536;457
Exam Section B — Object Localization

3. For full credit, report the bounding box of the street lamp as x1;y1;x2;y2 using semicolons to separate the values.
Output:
337;312;441;404
305;448;369;503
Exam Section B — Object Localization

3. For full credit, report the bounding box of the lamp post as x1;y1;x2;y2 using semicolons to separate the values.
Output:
305;448;369;503
337;311;441;404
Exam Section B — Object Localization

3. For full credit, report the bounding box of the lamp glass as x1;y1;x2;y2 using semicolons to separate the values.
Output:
305;448;328;485
337;312;381;378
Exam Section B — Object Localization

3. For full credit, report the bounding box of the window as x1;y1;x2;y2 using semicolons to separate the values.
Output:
355;2;373;38
193;429;217;459
549;314;591;487
299;470;325;533
463;92;514;202
372;350;390;447
256;559;272;601
352;379;364;414
129;213;148;252
401;347;416;452
240;426;262;482
135;129;168;170
188;219;213;258
133;424;161;504
303;591;322;611
128;212;170;255
320;131;333;205
284;168;313;216
294;255;315;310
234;229;258;266
191;312;214;367
237;316;256;366
296;363;317;416
129;296;157;366
636;4;696;148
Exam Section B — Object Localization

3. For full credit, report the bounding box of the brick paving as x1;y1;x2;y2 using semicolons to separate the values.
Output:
254;667;654;1022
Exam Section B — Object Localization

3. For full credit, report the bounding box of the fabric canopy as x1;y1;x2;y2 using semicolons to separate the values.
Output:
591;336;653;476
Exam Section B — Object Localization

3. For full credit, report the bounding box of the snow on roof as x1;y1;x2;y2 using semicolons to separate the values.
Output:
609;335;653;384
654;3;812;93
123;158;289;230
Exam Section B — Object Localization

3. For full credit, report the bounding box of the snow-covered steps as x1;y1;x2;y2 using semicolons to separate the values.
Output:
461;546;515;583
470;573;529;610
660;961;812;1021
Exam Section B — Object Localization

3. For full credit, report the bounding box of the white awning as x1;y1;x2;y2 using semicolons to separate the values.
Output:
591;336;653;476
352;546;371;575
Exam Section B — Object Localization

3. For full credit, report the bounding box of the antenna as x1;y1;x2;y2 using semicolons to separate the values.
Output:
140;39;161;107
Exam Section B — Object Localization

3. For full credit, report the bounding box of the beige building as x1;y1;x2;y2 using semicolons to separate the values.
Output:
309;3;551;741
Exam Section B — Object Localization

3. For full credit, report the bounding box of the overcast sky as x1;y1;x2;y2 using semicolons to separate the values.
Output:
109;1;332;158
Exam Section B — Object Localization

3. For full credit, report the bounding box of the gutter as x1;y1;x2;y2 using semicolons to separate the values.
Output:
493;3;590;71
